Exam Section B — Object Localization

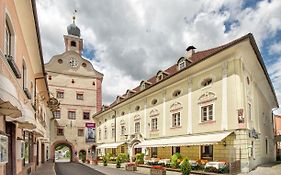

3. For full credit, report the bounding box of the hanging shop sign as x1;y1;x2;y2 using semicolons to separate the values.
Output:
85;123;96;142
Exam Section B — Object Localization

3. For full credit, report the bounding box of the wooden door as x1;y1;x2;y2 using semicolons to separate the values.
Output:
6;122;16;175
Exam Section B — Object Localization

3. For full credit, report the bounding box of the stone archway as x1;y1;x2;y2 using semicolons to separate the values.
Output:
51;140;76;162
128;139;141;162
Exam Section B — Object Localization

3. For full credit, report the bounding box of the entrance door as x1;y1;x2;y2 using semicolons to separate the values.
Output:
6;122;16;175
41;143;45;163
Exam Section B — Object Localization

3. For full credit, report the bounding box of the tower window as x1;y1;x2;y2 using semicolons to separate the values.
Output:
71;41;76;47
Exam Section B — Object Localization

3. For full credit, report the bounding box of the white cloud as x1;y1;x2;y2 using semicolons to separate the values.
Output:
269;42;281;55
36;0;281;107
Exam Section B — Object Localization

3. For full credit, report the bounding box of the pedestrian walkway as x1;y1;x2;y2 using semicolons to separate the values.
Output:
32;160;56;175
83;163;181;175
238;161;281;175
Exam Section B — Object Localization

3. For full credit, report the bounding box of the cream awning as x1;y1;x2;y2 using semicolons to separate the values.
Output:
0;74;22;118
97;142;125;149
135;131;232;148
17;103;36;130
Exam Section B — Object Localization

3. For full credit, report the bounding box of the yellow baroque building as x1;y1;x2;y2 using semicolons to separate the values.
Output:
93;33;278;173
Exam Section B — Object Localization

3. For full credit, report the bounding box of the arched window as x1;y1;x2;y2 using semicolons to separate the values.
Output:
201;78;212;87
5;15;15;57
71;41;76;47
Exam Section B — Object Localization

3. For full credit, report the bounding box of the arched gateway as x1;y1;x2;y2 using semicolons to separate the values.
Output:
51;140;76;162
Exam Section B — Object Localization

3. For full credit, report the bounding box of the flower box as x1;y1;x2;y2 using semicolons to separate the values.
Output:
150;166;166;175
125;163;137;171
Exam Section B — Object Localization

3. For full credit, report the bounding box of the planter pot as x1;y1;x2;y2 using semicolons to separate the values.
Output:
125;164;137;171
150;168;166;175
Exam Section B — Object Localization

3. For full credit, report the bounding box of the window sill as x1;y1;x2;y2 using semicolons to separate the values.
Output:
170;126;182;129
199;120;216;125
150;129;159;132
6;55;21;78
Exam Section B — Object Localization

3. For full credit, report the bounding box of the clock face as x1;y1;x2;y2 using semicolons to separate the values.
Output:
69;58;78;67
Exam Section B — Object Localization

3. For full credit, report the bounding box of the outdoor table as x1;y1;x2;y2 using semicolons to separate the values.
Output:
205;161;226;169
189;160;198;167
158;159;170;165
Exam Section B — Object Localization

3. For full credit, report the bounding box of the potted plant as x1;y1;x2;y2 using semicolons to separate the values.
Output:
171;153;182;168
116;155;122;168
180;158;192;175
102;154;109;166
135;153;144;164
150;165;166;175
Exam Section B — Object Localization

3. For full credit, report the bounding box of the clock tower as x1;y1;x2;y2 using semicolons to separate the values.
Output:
45;13;103;163
64;15;83;54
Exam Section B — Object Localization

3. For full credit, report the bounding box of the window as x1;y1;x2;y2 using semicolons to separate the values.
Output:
22;60;28;89
78;129;84;137
98;129;101;140
135;106;140;111
56;91;64;98
151;147;157;158
172;112;181;127
121;111;125;116
5;20;12;56
251;141;254;157
151;118;158;131
83;112;90;120
173;90;181;97
178;61;186;70
135;122;140;133
201;104;213;122
82;62;87;67
71;41;76;47
112;148;116;156
121;125;126;135
112;127;115;138
121;146;125;153
201;78;212;87
23;131;32;166
58;59;63;64
104;127;107;139
265;139;268;154
151;99;157;105
57;128;64;136
172;146;181;154
53;110;61;119
68;111;76;120
157;74;163;81
248;103;252;121
201;145;213;160
76;93;83;100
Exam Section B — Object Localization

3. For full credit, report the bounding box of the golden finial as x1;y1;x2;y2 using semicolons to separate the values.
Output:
72;9;77;24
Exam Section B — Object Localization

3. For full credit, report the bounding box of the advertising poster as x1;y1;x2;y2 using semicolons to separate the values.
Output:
85;123;95;142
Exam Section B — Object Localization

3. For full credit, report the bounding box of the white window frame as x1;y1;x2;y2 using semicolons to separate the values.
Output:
135;122;140;133
4;13;16;59
248;103;252;121
199;103;215;123
98;129;101;140
121;125;126;135
151;117;158;131
104;127;107;139
178;61;186;70
111;127;115;138
171;112;181;127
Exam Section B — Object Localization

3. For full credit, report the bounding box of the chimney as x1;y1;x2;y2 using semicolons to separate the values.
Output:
185;46;196;58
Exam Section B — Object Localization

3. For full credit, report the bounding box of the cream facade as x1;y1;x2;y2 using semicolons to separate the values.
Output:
45;18;103;162
0;0;52;175
94;34;278;173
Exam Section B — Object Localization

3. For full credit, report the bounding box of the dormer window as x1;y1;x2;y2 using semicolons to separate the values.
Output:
140;81;152;90
201;78;213;87
156;70;169;82
141;82;146;90
177;57;186;70
116;95;124;102
71;41;76;47
157;74;163;81
126;89;135;97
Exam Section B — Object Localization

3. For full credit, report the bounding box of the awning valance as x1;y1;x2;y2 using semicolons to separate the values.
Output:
97;142;125;149
17;103;36;130
0;74;22;118
135;131;232;148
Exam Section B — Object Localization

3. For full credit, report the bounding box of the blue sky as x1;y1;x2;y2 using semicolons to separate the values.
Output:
37;0;281;113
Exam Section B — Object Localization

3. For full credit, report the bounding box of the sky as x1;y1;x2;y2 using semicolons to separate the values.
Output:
36;0;281;113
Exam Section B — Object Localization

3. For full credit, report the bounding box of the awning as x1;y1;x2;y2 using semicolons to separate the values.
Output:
97;142;125;149
0;74;22;118
135;131;232;148
17;103;36;130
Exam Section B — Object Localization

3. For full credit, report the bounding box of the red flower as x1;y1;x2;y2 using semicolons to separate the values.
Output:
151;165;165;170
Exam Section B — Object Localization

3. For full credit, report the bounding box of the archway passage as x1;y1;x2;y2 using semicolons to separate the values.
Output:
51;140;75;162
79;150;86;163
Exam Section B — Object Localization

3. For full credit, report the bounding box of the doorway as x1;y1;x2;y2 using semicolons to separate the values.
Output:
6;122;16;175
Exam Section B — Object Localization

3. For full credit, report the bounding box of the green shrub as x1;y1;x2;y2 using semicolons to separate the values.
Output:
102;154;110;166
180;158;192;175
135;153;144;164
118;153;129;162
171;153;182;168
116;156;122;168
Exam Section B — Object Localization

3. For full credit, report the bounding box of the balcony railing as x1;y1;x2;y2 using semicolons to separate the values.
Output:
5;55;21;78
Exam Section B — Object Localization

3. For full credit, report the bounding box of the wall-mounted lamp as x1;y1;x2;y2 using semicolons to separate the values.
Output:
223;140;227;147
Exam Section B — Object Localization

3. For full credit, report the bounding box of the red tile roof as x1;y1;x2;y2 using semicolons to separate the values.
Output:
94;33;278;117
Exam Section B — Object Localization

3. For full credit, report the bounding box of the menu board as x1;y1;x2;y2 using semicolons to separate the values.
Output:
0;135;8;164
